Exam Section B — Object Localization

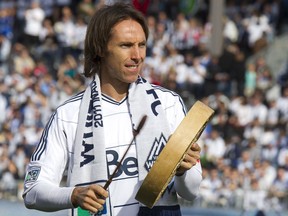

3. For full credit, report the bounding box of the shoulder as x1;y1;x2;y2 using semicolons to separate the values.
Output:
152;84;186;113
55;91;84;122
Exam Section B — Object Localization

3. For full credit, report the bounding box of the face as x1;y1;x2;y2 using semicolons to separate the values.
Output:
100;19;146;87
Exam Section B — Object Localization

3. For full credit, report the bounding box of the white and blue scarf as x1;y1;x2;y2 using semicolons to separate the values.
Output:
68;74;171;216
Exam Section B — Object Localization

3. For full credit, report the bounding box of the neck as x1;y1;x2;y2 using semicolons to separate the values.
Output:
102;83;128;102
100;76;129;102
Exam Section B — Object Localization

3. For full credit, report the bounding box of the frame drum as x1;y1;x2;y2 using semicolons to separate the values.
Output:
135;100;214;208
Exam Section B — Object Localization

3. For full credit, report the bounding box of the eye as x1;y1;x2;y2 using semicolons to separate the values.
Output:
139;42;146;48
120;43;132;48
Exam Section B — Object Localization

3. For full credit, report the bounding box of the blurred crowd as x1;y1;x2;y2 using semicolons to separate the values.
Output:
1;0;288;214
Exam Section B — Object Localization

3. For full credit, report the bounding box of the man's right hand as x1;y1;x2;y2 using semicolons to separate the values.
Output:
71;184;109;213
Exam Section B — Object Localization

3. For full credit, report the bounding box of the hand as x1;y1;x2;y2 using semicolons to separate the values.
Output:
176;143;201;176
71;184;108;213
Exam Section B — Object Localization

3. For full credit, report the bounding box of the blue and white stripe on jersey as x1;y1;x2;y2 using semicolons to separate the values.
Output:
152;84;187;115
31;92;84;161
31;111;56;161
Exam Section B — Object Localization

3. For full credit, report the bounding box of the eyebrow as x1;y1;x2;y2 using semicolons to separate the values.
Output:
119;40;147;45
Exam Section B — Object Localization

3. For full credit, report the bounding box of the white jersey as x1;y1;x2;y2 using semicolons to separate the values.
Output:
23;84;202;215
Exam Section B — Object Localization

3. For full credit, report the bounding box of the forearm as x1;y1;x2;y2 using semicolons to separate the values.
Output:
174;163;202;201
23;180;75;212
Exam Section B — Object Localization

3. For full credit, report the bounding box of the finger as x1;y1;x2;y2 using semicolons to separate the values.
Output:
184;149;200;161
89;204;104;215
79;186;107;209
182;157;196;167
190;143;201;151
81;196;103;213
90;185;109;199
183;152;200;166
85;190;105;206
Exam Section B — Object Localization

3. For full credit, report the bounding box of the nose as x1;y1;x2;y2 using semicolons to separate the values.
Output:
131;46;141;61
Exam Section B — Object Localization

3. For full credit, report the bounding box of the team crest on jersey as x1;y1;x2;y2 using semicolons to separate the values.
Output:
24;166;41;183
145;133;167;171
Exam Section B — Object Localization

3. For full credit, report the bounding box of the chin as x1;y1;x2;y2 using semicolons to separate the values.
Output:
125;74;139;83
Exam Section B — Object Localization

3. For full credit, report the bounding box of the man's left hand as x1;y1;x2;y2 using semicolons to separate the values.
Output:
175;143;201;176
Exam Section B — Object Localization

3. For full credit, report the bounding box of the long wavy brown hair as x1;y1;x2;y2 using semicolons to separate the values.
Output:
83;2;149;78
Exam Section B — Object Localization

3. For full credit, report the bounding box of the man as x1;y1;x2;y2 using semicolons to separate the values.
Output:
23;0;45;49
23;3;202;216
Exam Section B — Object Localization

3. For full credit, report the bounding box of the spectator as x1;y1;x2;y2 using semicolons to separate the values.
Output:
277;147;288;168
199;168;222;207
0;81;8;130
237;150;254;174
265;99;280;127
72;16;87;59
276;85;288;126
186;54;207;99
268;167;288;211
243;178;267;212
242;8;272;53
248;92;268;126
23;0;45;50
0;2;15;40
38;17;55;43
57;54;78;80
76;0;95;23
0;33;11;74
54;6;75;60
245;62;257;97
223;16;239;43
256;66;274;92
257;160;277;190
203;128;226;165
12;44;36;75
